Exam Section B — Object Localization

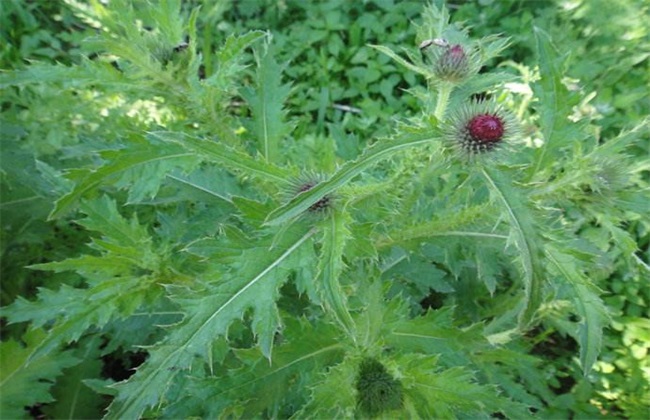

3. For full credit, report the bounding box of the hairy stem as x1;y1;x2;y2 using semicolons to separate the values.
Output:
434;82;453;120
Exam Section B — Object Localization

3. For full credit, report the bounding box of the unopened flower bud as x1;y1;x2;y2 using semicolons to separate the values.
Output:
434;44;470;82
297;181;331;212
356;358;403;417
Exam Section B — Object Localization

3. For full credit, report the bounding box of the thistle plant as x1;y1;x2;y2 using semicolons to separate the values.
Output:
1;1;647;419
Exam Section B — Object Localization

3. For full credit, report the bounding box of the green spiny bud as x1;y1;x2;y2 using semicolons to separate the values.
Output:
356;358;403;417
434;44;470;82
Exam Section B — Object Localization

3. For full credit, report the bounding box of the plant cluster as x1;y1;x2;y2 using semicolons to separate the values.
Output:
1;0;648;419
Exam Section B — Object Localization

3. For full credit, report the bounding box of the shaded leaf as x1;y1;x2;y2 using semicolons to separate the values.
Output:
105;226;317;419
0;330;79;419
546;245;610;376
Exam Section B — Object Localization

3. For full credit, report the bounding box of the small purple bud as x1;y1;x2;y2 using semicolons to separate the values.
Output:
434;44;470;82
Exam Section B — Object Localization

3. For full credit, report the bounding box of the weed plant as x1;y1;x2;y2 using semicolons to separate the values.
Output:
0;0;648;418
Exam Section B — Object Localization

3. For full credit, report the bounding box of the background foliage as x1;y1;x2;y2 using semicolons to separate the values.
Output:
1;0;648;418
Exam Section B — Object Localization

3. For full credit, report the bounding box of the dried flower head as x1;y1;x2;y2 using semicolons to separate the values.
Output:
442;100;519;158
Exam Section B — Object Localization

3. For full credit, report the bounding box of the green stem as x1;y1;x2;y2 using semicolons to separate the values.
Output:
434;82;453;120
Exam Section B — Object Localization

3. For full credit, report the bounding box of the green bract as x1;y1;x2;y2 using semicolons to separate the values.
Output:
356;358;403;417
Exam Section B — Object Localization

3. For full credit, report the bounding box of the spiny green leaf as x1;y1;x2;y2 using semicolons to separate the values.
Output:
165;318;344;418
370;44;433;78
297;355;357;418
0;58;124;89
29;254;136;280
265;129;439;226
5;278;152;361
78;196;150;247
530;27;577;176
386;308;488;366
49;139;196;219
473;347;547;409
195;30;268;107
0;329;79;419
42;336;105;420
290;235;322;305
318;211;355;336
482;166;544;329
105;227;317;420
166;166;241;204
450;71;513;108
40;196;158;280
2;197;165;359
375;203;503;249
183;225;253;264
241;41;292;163
417;2;451;40
353;279;411;348
216;30;267;63
381;251;454;296
400;354;529;419
149;131;293;183
1;286;87;330
546;245;610;376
